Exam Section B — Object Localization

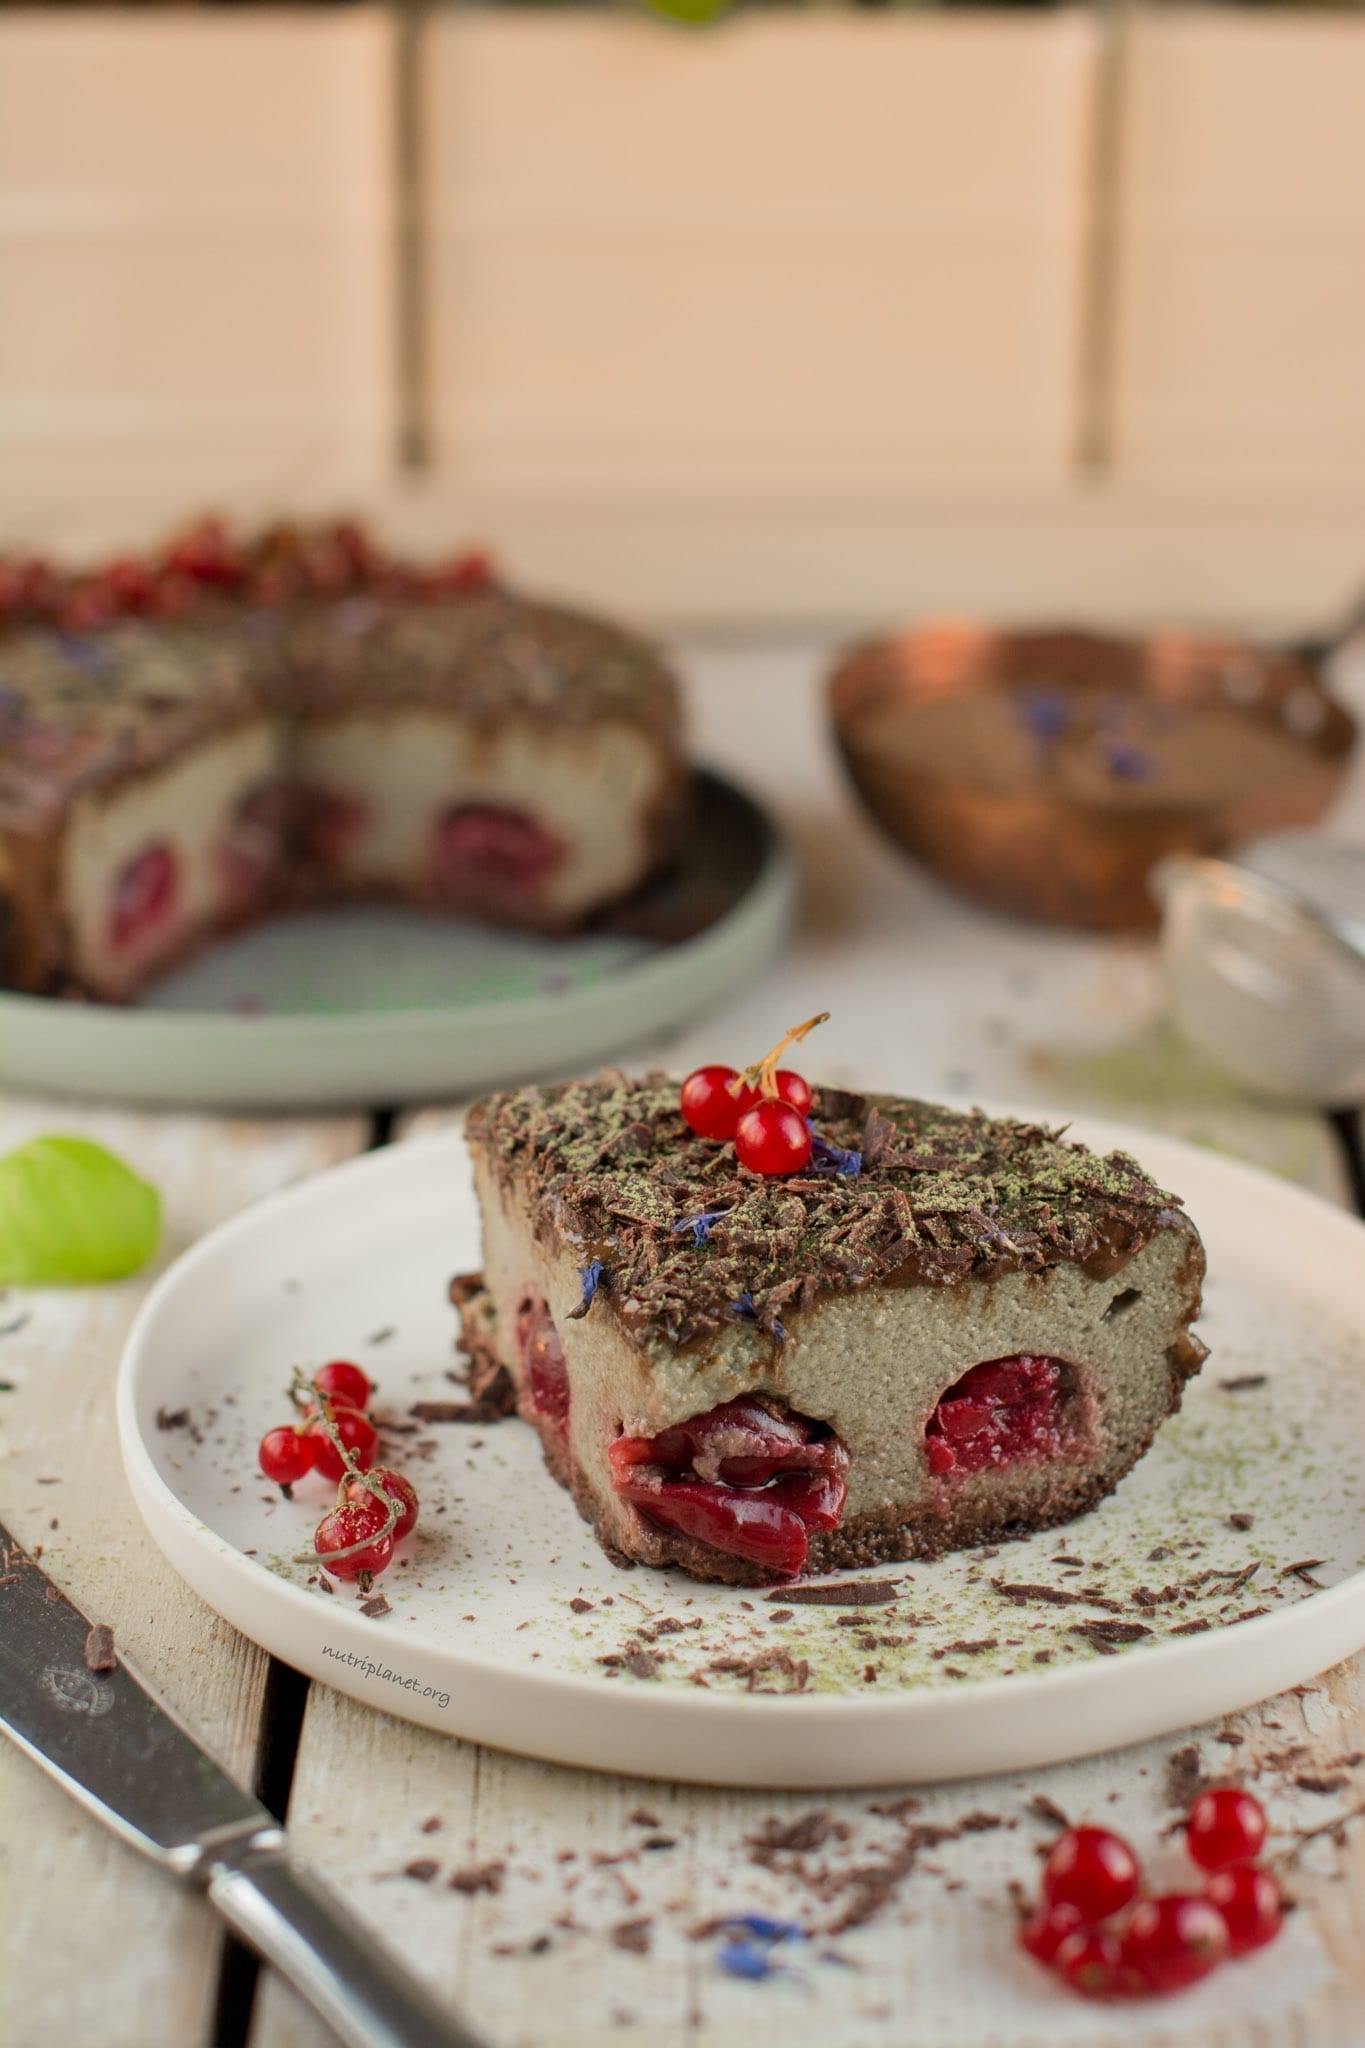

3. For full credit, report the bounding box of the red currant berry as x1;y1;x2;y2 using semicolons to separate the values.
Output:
1018;1899;1084;1965
102;557;156;613
307;1405;379;1481
1121;1893;1229;1993
1185;1787;1267;1871
1054;1928;1126;2000
1204;1866;1283;1956
680;1065;743;1141
731;1068;812;1119
1043;1827;1141;1924
734;1100;813;1177
314;1499;394;1583
350;1468;419;1542
314;1360;372;1411
258;1425;315;1488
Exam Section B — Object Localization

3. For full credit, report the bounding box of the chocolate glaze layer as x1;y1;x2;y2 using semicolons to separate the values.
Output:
467;1073;1200;1349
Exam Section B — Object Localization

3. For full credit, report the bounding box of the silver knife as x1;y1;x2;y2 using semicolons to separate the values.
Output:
0;1523;487;2048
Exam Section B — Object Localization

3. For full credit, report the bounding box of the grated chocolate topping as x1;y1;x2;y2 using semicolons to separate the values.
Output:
467;1072;1194;1349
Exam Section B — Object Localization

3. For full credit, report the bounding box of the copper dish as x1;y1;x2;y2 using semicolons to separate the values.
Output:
828;621;1358;930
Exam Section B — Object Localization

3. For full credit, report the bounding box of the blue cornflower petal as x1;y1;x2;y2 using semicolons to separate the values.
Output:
807;1128;862;1178
1103;739;1157;781
1017;688;1070;744
670;1208;729;1245
721;1916;806;1944
719;1940;780;1981
568;1260;608;1319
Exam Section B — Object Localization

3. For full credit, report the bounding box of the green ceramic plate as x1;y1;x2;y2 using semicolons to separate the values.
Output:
0;770;794;1110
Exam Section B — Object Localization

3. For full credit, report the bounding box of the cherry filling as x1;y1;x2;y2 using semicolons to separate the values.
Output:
516;1297;570;1436
608;1397;850;1576
215;782;291;912
433;805;566;899
108;843;179;953
924;1355;1074;1477
297;787;368;869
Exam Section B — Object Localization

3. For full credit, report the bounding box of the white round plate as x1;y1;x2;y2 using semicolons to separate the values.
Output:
0;770;792;1110
119;1118;1365;1788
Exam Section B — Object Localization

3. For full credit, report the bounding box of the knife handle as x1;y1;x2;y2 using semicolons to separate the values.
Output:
209;1847;486;2048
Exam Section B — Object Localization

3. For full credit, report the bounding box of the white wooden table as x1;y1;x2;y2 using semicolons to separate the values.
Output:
3;639;1364;2048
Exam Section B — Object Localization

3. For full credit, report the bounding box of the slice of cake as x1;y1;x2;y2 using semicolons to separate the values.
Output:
459;1073;1207;1584
0;543;685;1000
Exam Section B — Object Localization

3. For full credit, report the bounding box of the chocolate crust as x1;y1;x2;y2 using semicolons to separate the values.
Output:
467;1073;1198;1347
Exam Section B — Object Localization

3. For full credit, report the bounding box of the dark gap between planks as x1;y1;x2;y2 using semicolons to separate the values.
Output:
209;1105;401;2047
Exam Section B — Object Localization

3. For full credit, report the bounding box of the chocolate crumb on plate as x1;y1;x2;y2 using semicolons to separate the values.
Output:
359;1592;392;1618
83;1623;116;1673
1228;1512;1255;1531
400;1859;440;1884
610;1917;654;1955
1219;1374;1269;1392
1295;1774;1349;1796
1028;1795;1072;1831
449;1860;506;1895
569;1597;595;1614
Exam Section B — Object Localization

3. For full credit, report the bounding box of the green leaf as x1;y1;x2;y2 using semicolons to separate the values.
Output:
0;1136;162;1285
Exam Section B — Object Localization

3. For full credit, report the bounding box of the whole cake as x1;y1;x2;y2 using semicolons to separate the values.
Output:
457;1054;1207;1585
0;522;685;999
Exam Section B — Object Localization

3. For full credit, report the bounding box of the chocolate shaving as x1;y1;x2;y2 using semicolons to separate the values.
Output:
777;1580;897;1608
569;1597;595;1614
1070;1618;1152;1652
1027;1795;1072;1831
610;1917;653;1955
83;1623;116;1673
1294;1774;1348;1796
1219;1374;1268;1392
359;1592;391;1618
448;1861;506;1895
410;1400;494;1424
990;1579;1089;1609
401;1859;440;1883
747;1811;848;1858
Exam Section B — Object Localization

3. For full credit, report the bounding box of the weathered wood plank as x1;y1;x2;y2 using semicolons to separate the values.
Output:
0;1098;368;2048
249;1664;1365;2048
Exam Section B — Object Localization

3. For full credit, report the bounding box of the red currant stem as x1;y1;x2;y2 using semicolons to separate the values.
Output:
730;1012;830;1103
288;1371;400;1563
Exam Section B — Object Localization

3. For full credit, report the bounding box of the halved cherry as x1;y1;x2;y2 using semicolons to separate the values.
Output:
109;844;179;953
433;805;565;898
614;1475;811;1576
516;1298;570;1436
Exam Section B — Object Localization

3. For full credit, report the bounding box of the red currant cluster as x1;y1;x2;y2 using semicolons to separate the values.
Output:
680;1013;826;1177
0;516;497;636
256;1360;419;1592
1019;1792;1282;2001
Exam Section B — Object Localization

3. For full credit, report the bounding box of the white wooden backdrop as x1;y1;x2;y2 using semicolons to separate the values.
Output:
3;8;1365;628
2;639;1363;2048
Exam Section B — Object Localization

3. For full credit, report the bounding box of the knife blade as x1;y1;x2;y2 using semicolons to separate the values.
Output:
0;1523;487;2048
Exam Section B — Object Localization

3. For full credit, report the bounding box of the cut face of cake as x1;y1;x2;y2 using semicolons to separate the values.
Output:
0;585;684;999
460;1076;1208;1584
